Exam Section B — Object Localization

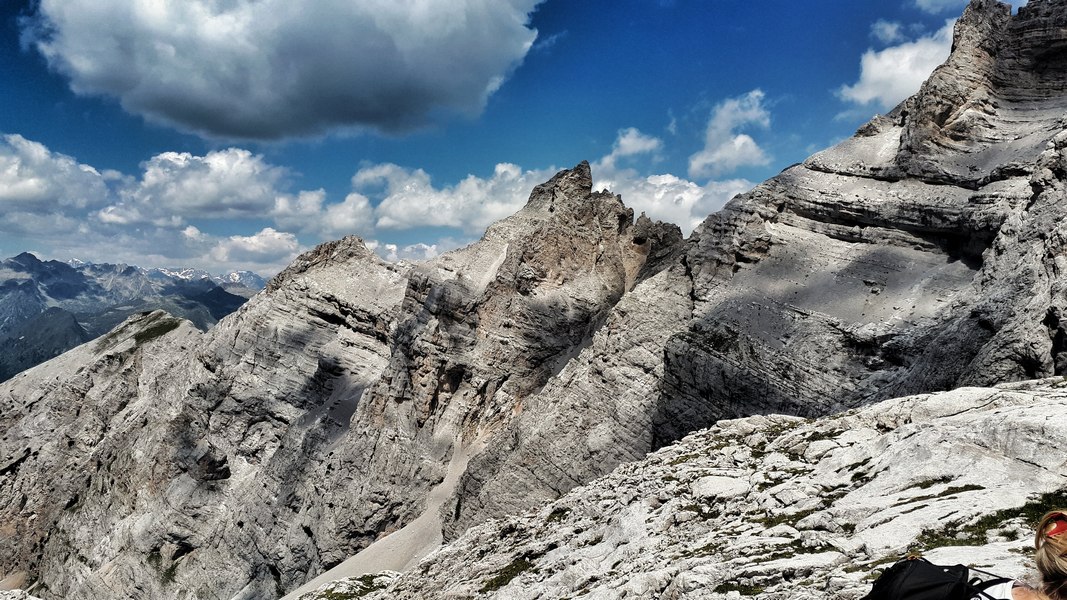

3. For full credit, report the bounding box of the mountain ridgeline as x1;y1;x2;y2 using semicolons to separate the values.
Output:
0;253;265;381
2;0;1067;598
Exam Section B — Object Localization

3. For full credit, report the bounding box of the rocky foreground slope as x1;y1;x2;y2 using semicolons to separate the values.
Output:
300;378;1067;599
2;0;1067;598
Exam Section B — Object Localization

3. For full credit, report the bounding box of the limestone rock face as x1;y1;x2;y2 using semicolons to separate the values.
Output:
0;164;683;599
655;0;1067;444
319;379;1067;600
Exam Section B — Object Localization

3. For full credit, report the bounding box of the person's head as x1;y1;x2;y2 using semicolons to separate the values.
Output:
1035;510;1067;599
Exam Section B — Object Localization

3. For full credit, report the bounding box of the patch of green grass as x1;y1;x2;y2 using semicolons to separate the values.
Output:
682;541;723;558
146;550;177;586
892;480;981;503
480;558;536;592
758;507;818;528
910;476;953;490
900;503;928;515
759;539;836;562
914;489;1067;551
805;429;843;443
681;501;722;520
669;453;700;466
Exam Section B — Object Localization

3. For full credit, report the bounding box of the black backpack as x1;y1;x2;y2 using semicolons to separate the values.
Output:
862;557;1014;600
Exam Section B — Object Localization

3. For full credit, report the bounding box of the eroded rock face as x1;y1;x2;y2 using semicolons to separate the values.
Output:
0;164;683;599
318;379;1067;600
655;0;1067;442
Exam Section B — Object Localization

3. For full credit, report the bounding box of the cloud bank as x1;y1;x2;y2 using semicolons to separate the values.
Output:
21;0;543;139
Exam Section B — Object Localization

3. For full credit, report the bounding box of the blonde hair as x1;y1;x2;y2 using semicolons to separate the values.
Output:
1035;510;1067;599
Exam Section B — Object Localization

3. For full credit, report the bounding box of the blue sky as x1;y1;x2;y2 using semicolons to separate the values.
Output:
0;0;1003;275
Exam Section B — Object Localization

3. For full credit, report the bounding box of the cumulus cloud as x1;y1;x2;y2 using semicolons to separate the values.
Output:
368;162;556;233
0;134;112;212
22;0;542;139
359;127;752;239
598;173;752;235
838;21;954;112
209;228;301;264
101;148;288;226
365;240;458;263
592;128;751;234
0;129;755;274
0;134;309;274
598;127;663;171
688;90;772;179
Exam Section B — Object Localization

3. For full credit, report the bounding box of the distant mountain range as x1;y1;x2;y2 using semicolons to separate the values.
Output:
0;252;266;381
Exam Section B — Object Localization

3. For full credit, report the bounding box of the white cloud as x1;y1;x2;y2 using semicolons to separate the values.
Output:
368;162;556;233
871;20;906;44
597;173;752;235
100;148;290;227
364;239;469;263
209;228;302;265
22;0;542;139
838;21;954;112
0;129;756;274
598;127;663;171
0;134;111;212
0;135;308;275
322;193;376;239
688;90;772;179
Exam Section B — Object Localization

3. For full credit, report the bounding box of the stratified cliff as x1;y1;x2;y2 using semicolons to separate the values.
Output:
2;1;1067;598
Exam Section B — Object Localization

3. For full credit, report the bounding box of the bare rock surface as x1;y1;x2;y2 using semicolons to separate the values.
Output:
0;163;683;599
307;379;1067;599
4;1;1067;598
650;0;1067;442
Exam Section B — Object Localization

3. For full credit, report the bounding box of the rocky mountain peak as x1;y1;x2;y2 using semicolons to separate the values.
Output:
895;0;1067;182
488;161;621;238
266;235;383;292
527;160;594;210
